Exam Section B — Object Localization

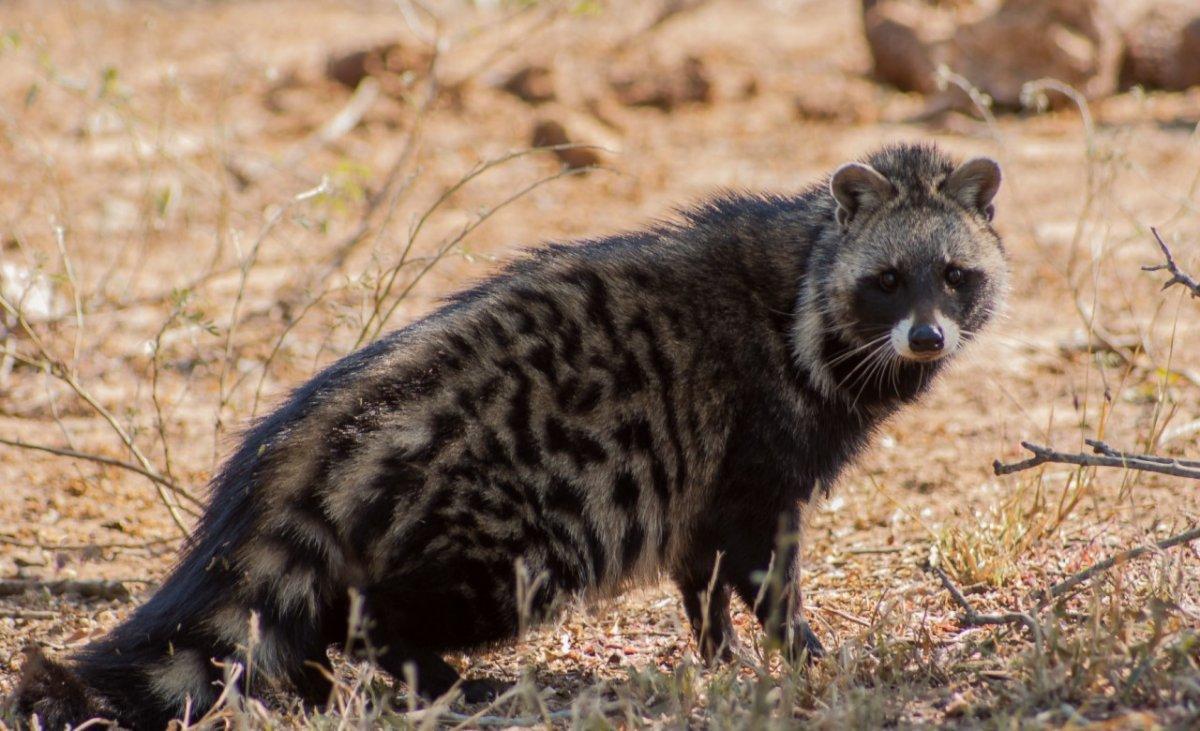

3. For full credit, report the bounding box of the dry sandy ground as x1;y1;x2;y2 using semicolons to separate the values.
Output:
1;0;1199;727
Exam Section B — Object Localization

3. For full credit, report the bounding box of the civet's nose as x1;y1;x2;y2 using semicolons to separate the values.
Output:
908;323;944;353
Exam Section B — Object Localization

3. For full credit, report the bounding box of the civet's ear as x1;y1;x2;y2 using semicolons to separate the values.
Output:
830;162;896;229
943;156;1001;221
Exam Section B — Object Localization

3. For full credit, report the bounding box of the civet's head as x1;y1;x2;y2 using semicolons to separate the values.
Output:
820;145;1007;366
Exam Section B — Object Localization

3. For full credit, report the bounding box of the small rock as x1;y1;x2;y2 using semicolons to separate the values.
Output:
863;0;1122;108
863;0;947;94
325;42;429;92
794;74;882;123
944;691;972;718
531;107;619;170
947;0;1122;107
1119;1;1200;90
740;74;760;99
609;54;712;111
500;64;556;104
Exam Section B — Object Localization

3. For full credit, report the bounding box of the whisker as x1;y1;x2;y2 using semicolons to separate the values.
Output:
823;333;893;368
848;341;896;411
848;354;882;412
833;339;892;393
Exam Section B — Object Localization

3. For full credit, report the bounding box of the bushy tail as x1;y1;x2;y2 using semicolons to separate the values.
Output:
13;502;342;728
11;515;253;728
14;494;338;727
11;645;99;729
11;356;371;729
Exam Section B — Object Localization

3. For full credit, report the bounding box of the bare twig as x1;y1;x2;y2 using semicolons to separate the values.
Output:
994;441;1200;481
0;296;199;535
51;224;84;363
1073;294;1140;367
0;609;56;620
928;565;1044;653
845;546;905;555
814;604;873;628
26;260;246;327
0;579;133;601
302;41;442;286
450;2;563;88
409;703;622;728
1086;439;1200;469
1144;228;1200;298
1035;524;1200;607
365;158;598;343
286;77;381;172
212;179;330;459
0;533;178;552
0;437;201;508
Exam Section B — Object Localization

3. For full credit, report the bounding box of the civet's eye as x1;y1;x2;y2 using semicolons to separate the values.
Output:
878;269;899;292
945;265;964;287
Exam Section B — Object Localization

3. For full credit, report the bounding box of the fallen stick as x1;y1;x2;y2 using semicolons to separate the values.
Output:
1035;524;1200;607
1145;227;1200;298
927;565;1043;654
0;534;178;552
0;437;201;507
409;703;624;728
814;604;873;628
0;579;132;601
0;609;56;620
1086;439;1200;469
994;441;1200;481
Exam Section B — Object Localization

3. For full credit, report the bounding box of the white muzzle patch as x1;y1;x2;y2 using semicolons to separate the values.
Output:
935;310;961;353
890;310;960;362
890;315;915;360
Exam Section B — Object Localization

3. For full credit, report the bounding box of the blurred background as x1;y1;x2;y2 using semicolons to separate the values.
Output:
1;1;1199;727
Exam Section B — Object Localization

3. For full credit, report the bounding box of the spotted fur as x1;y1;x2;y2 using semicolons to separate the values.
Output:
13;143;1005;729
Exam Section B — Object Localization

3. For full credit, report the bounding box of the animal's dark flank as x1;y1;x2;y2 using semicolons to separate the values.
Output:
13;143;1006;728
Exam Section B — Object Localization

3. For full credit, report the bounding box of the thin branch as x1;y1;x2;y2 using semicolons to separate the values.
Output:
25;260;245;327
927;565;1044;653
1035;524;1200;607
283;77;382;176
0;437;201;508
0;578;133;601
814;604;873;628
1144;228;1200;298
0;609;56;620
367;160;598;342
0;533;178;552
1086;438;1200;469
409;703;623;728
355;144;600;346
51;224;84;363
845;546;905;555
299;39;443;290
212;179;330;460
0;295;198;535
994;441;1200;481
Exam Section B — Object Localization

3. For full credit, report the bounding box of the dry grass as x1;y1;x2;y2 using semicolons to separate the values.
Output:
2;0;1200;728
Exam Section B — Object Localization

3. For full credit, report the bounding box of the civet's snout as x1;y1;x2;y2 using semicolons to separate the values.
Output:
890;312;958;362
908;323;944;354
